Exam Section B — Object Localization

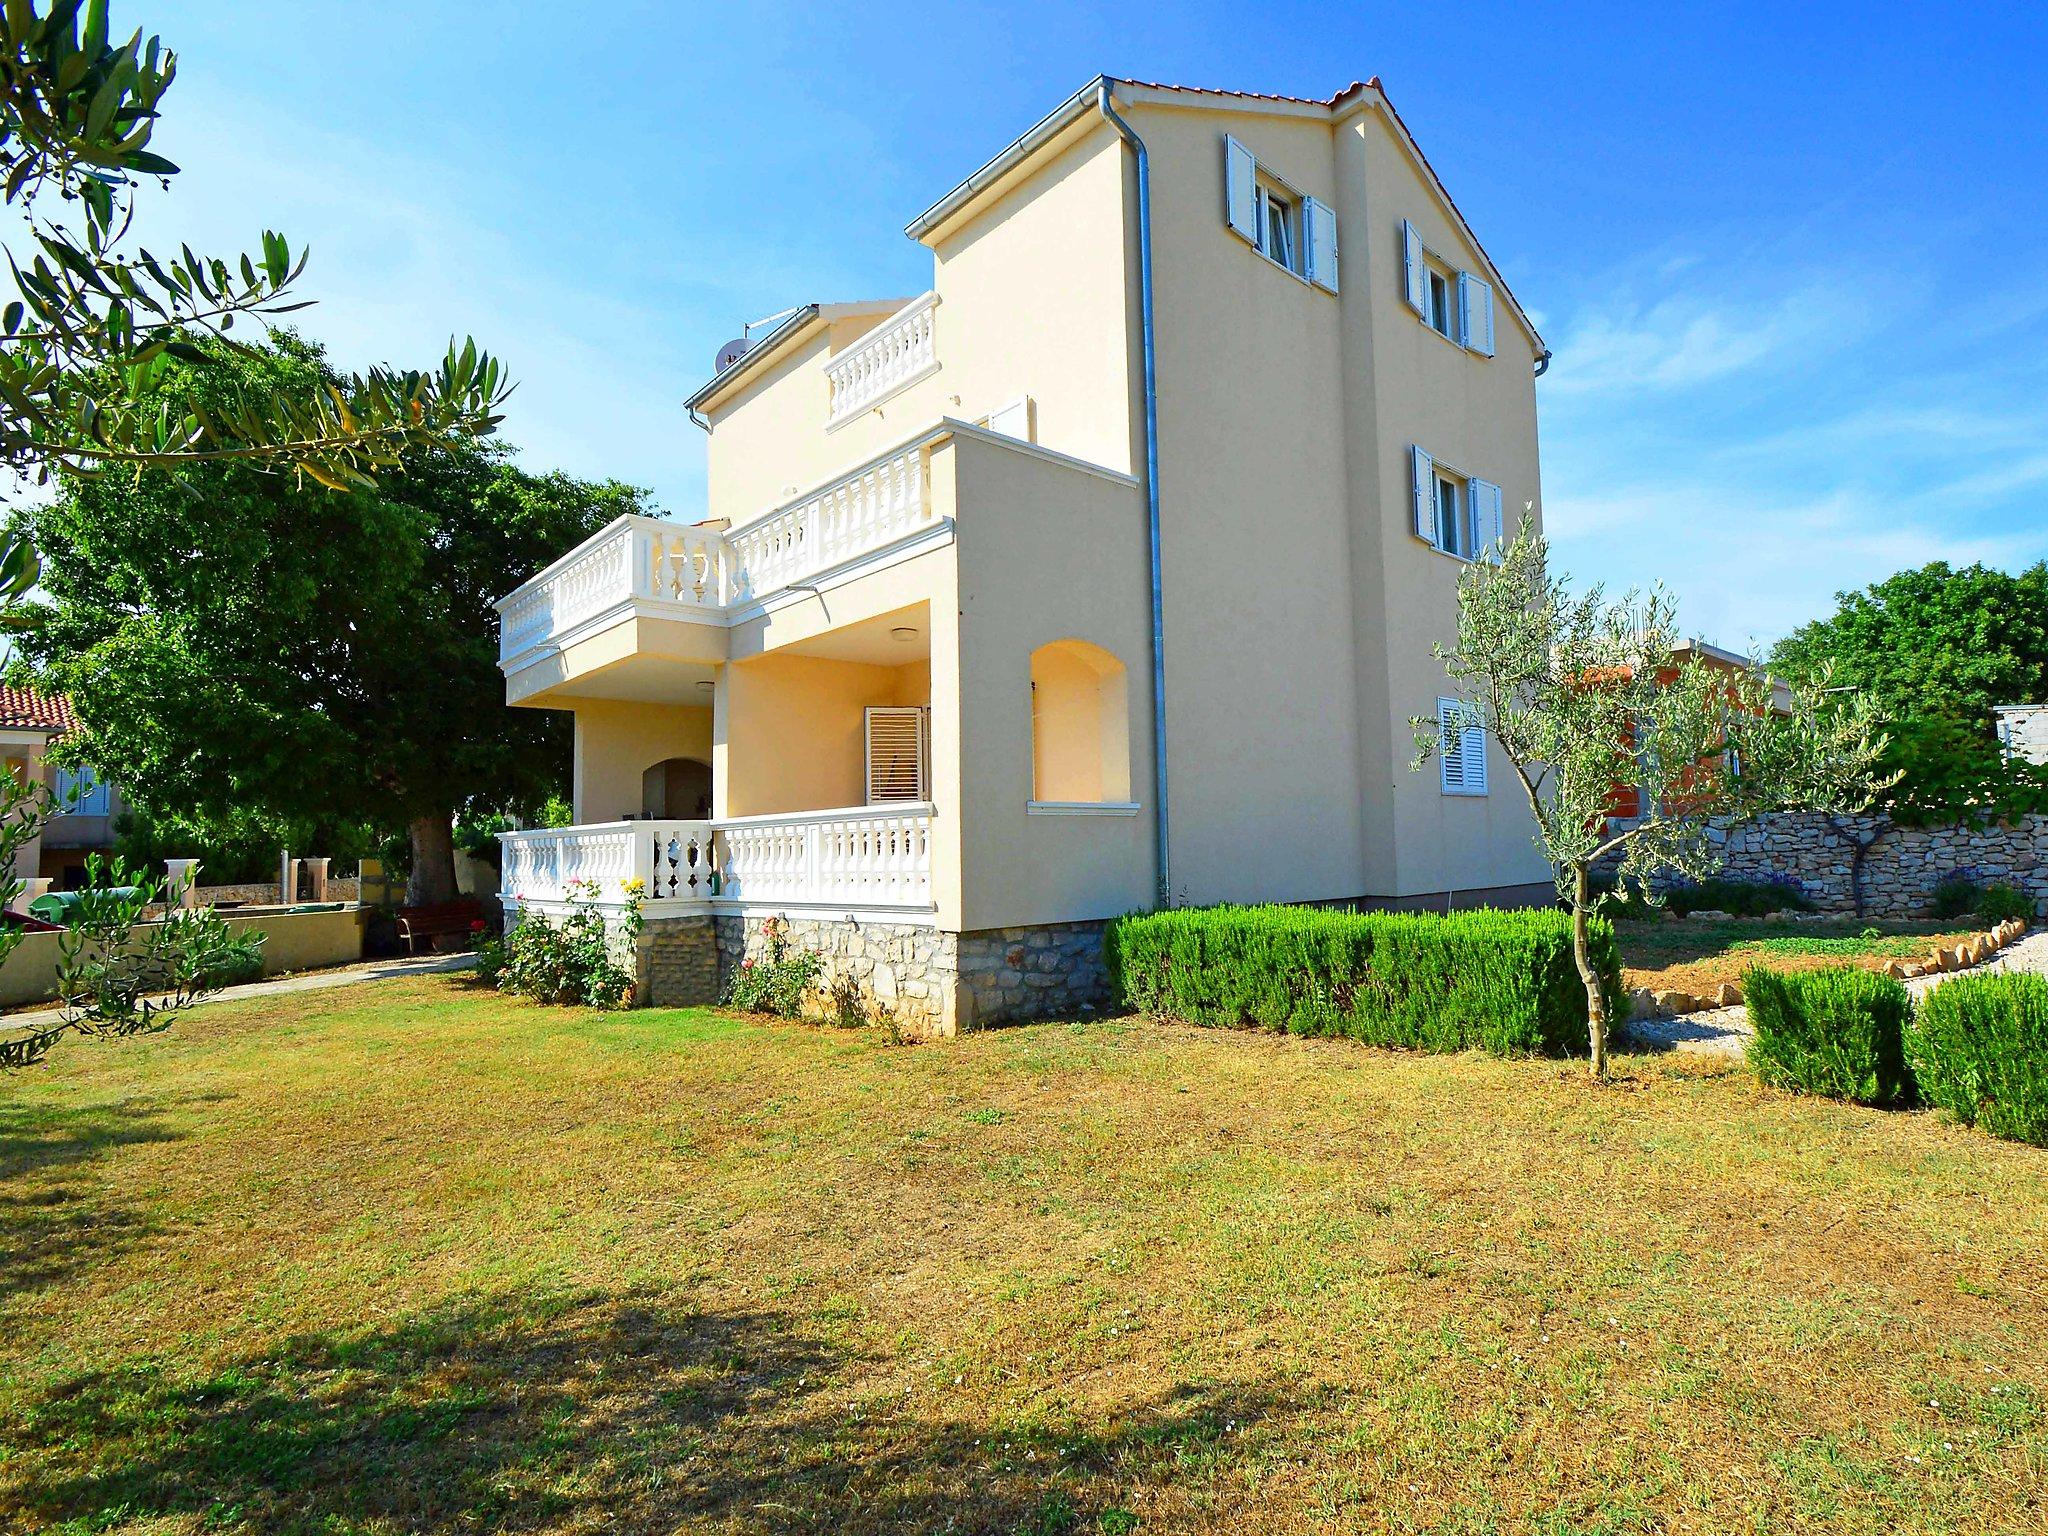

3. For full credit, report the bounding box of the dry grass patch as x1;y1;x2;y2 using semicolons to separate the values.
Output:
1;975;2044;1534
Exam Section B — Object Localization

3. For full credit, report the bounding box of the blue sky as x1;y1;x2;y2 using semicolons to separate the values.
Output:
146;1;2048;646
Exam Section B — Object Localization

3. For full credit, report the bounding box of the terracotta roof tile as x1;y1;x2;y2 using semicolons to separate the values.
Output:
0;685;78;734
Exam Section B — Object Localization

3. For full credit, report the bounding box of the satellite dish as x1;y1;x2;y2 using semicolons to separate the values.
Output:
714;337;752;373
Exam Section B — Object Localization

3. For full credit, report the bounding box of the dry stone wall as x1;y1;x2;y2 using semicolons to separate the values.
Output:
1702;813;2048;917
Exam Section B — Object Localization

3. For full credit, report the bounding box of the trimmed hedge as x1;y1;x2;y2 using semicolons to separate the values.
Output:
1912;973;2048;1147
1743;965;1914;1107
1104;904;1621;1057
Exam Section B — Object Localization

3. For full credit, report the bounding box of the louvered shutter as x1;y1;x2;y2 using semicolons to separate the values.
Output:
1305;196;1339;292
1438;699;1488;795
1224;136;1258;243
1411;445;1436;543
1438;699;1465;793
1458;272;1495;356
1469;478;1504;558
1461;711;1489;794
865;706;928;802
1402;220;1426;315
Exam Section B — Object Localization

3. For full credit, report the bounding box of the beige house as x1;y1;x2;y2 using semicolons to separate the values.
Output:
0;686;124;895
496;75;1553;1030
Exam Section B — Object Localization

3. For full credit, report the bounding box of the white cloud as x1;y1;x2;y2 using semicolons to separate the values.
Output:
1543;281;1873;396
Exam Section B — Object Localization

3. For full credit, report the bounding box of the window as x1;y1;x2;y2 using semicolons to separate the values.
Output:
1258;184;1297;272
864;706;928;803
1424;266;1453;338
1401;220;1495;357
1029;640;1132;807
1224;135;1339;292
1410;446;1504;561
54;765;110;816
1438;698;1488;796
1433;470;1466;558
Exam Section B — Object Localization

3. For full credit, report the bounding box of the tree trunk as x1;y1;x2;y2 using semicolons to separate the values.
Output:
1571;865;1610;1079
406;812;459;907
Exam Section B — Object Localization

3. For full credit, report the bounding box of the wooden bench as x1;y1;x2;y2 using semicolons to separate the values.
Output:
393;899;485;954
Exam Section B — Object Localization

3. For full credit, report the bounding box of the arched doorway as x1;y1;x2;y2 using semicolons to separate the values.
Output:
642;757;713;820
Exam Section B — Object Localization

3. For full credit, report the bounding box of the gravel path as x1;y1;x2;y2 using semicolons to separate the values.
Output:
1625;927;2048;1060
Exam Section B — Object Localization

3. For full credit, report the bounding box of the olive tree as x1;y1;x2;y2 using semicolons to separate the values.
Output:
1415;520;1891;1078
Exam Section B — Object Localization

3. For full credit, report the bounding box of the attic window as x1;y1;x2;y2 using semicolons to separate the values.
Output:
1401;220;1495;356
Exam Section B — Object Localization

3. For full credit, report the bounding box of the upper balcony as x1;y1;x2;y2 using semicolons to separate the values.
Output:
824;292;939;429
495;430;947;694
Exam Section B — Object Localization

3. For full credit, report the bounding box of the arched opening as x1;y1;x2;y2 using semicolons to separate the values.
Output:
641;756;713;820
1029;640;1131;803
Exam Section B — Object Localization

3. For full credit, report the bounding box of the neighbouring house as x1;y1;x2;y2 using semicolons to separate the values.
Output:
495;75;1553;1031
1995;704;2048;766
0;686;124;892
1604;639;1792;826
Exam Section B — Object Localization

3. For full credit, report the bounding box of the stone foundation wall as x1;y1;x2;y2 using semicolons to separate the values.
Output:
1697;813;2048;917
638;915;719;1007
709;914;1112;1036
715;916;960;1036
955;921;1110;1026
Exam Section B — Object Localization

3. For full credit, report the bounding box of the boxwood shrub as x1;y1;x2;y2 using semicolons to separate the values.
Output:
1912;973;2048;1146
1103;904;1620;1057
1742;965;1914;1107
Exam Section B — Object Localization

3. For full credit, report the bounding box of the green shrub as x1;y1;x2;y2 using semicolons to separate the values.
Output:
1743;965;1914;1107
1930;875;1984;921
1665;876;1815;917
1103;904;1621;1057
497;881;638;1010
723;919;822;1018
1975;882;2034;926
1911;973;2048;1146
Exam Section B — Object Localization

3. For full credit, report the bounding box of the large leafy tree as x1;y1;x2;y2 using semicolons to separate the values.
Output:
0;0;509;501
1419;522;1891;1078
15;334;646;904
1770;563;2048;900
1771;561;2048;731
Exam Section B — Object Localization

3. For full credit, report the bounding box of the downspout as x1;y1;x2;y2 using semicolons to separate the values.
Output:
1533;348;1552;378
1096;79;1172;909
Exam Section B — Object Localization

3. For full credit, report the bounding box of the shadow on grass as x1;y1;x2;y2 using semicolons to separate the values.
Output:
6;1287;1275;1534
0;1096;192;1300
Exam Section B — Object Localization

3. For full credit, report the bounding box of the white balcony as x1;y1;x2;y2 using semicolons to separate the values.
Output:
500;804;936;922
824;291;938;428
495;434;941;670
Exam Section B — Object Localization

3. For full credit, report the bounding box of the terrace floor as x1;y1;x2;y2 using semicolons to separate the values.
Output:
3;976;2043;1534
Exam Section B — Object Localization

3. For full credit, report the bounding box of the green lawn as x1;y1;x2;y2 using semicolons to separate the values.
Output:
2;975;2044;1534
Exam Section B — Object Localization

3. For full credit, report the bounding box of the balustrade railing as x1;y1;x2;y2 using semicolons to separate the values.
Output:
824;292;939;427
500;804;934;915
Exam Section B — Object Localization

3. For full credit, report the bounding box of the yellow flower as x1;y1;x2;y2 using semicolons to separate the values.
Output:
621;877;647;895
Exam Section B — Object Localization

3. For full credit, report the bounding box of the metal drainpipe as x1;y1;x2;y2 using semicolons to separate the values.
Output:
1096;79;1172;910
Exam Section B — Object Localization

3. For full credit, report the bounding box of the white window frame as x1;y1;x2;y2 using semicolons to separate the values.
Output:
1437;698;1489;797
1423;263;1456;340
1256;181;1299;273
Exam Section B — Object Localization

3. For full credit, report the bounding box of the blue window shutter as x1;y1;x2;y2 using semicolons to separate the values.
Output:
1470;478;1504;557
1402;220;1426;315
1462;713;1489;794
1224;136;1258;243
1411;446;1435;543
1458;272;1495;356
1305;196;1339;292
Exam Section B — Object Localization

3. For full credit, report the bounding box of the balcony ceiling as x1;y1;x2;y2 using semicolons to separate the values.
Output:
775;604;931;667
